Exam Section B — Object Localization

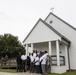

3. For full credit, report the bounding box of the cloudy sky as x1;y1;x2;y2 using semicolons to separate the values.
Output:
0;0;76;43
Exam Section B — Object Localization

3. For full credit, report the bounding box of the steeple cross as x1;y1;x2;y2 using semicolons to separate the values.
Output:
50;7;54;13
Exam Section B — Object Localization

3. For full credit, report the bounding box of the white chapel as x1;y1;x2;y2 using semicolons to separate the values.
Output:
23;12;76;73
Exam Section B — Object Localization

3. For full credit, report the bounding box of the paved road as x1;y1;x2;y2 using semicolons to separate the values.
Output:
0;72;41;75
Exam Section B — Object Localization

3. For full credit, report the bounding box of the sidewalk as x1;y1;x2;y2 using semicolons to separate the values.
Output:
0;72;41;75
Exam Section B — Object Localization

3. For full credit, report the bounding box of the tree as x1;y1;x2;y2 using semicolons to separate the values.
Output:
0;34;25;58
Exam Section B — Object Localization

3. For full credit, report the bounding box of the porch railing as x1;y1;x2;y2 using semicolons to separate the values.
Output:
51;55;65;66
0;55;65;69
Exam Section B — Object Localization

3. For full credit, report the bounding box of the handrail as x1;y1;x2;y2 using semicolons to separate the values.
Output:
51;55;65;66
0;55;65;69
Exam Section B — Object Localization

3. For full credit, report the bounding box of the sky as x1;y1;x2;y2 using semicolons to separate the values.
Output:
0;0;76;43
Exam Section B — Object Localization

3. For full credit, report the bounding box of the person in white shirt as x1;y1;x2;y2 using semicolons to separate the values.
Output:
30;53;34;73
35;54;40;73
33;50;36;59
39;52;43;74
33;50;36;72
41;51;48;75
21;54;27;60
21;53;27;72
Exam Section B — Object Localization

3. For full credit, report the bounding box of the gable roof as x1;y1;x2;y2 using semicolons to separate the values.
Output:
23;18;70;43
45;12;76;31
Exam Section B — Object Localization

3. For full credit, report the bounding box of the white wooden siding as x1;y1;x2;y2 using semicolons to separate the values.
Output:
24;21;61;44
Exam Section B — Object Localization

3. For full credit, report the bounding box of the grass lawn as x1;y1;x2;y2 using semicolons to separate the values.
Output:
48;71;76;75
0;69;76;75
0;69;16;73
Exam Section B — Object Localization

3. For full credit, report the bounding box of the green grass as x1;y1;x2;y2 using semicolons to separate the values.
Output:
0;69;76;75
48;71;76;75
0;69;16;73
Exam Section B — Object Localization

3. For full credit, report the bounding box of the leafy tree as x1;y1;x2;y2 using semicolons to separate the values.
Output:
0;34;25;58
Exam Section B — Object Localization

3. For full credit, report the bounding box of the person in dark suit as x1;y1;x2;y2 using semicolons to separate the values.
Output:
16;52;22;72
27;53;30;70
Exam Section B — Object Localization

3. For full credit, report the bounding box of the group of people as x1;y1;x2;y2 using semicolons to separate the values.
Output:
16;50;51;75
